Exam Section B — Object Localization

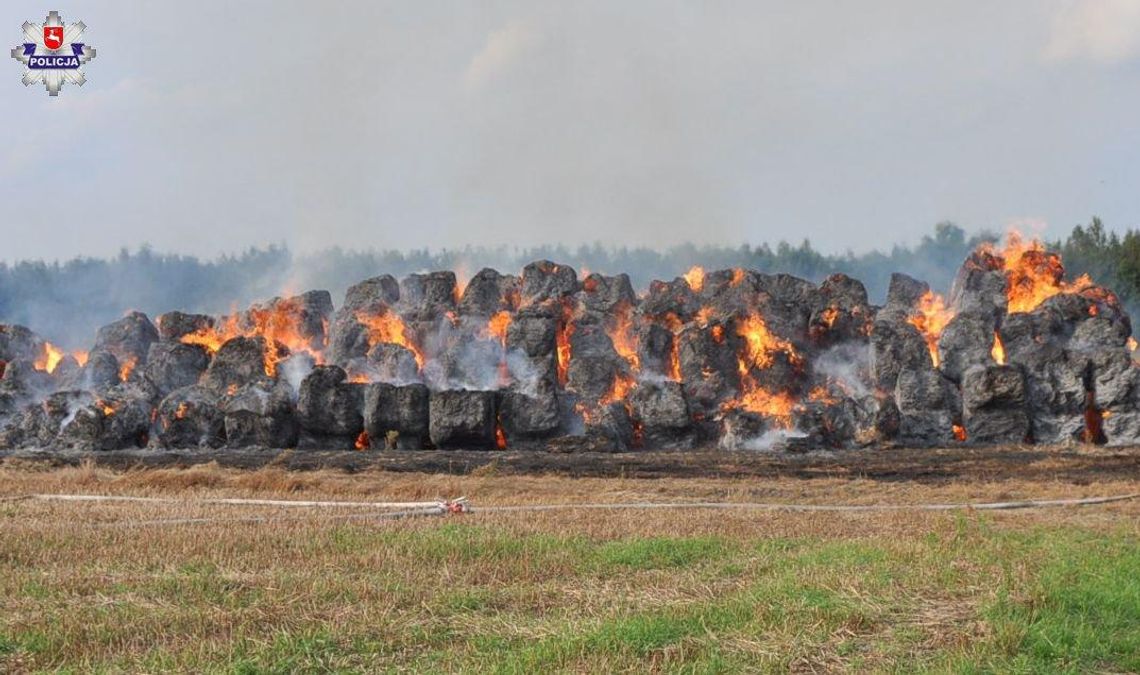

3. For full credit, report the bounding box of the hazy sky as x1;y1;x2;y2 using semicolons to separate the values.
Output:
3;1;1139;262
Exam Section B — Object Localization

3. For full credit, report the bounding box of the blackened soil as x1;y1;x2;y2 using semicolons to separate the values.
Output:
3;444;1139;484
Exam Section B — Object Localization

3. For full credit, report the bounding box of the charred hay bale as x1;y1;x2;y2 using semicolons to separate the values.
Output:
428;389;496;449
817;273;869;309
56;397;104;450
1090;348;1136;410
793;399;858;448
678;321;739;412
81;349;122;391
506;311;555;357
1018;349;1088;445
640;278;698;319
757;273;819;338
520;260;579;310
960;364;1030;443
56;394;153;451
31;390;97;447
1;358;52;393
635;322;675;378
702;268;766;317
885;273;930;311
501;311;559;388
870;394;898;442
94;311;159;367
366;342;421;384
325;276;401;365
566;322;627;401
579;273;636;314
144;341;209;397
572;400;635;451
222;382;298;448
498;385;561;444
894;368;961;445
937;312;997;383
949;250;1007;316
1071;316;1130;350
399;272;458;321
156;311;214;341
325;316;371;366
96;396;153;450
344;275;401;314
809;275;873;346
52;355;84;389
1082;348;1140;443
459;269;520;317
870;318;931;392
154;385;225;449
629;380;695;449
0;324;43;363
997;312;1057;364
297;365;364;448
100;375;161;410
1102;406;1140;446
363;382;430;449
201;336;273;394
717;409;769;450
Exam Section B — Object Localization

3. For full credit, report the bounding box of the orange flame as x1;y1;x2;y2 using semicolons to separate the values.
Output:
682;266;705;293
181;301;327;378
487;310;512;346
988;231;1095;314
356;310;424;369
34;342;65;374
953;424;967;442
73;350;89;366
174;402;189;420
600;371;637;407
98;400;115;416
736;314;801;372
495;415;508;449
659;312;684;382
907;291;954;367
1128;337;1138;352
354;431;371;450
991;331;1006;365
487;310;513;386
607;303;640;373
119;355;138;382
725;314;801;427
808;386;836;404
556;301;575;386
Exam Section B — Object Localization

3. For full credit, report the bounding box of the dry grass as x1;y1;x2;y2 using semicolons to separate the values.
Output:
1;457;1139;672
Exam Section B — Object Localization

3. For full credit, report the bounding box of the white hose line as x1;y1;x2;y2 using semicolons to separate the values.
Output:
19;494;452;509
468;493;1140;514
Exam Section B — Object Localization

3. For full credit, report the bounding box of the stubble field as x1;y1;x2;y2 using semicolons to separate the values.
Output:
1;446;1139;673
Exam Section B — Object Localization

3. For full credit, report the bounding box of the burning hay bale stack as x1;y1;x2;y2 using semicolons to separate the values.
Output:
2;234;1139;453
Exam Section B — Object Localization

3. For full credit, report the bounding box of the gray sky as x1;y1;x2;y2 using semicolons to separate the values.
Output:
3;1;1140;262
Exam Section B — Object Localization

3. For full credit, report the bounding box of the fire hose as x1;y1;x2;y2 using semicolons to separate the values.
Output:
2;492;1137;528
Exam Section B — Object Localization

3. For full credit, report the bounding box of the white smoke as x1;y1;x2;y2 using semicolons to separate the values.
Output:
813;341;873;399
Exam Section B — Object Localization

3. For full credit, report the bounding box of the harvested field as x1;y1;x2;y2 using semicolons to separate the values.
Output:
2;449;1139;672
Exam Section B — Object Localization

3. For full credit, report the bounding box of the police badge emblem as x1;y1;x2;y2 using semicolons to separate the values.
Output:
11;11;97;96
